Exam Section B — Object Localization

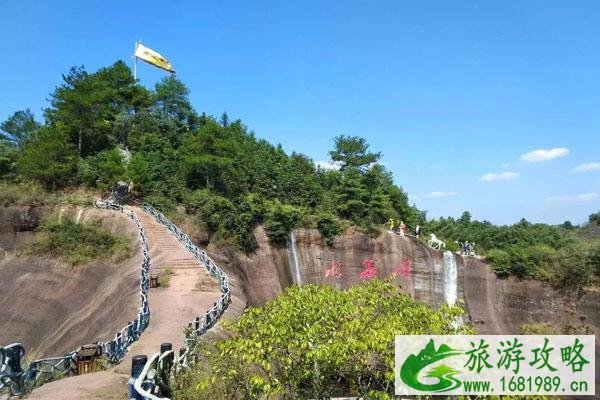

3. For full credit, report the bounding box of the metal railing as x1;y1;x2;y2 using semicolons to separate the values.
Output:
0;200;152;397
130;203;231;400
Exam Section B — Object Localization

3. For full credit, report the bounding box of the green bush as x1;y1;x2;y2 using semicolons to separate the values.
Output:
0;181;93;207
588;245;600;277
29;215;130;265
485;248;511;277
0;140;17;176
77;148;125;189
173;280;469;399
445;240;459;252
0;181;46;206
184;189;257;251
315;211;342;246
263;201;305;244
16;128;78;189
555;244;593;289
145;194;177;214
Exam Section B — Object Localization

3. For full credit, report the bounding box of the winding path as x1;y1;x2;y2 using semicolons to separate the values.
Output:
28;206;223;400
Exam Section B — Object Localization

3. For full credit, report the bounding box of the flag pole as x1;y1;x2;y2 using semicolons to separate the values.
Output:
133;41;138;81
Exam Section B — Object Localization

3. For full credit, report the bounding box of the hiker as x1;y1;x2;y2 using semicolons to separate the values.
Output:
399;220;406;236
388;218;395;232
415;224;421;238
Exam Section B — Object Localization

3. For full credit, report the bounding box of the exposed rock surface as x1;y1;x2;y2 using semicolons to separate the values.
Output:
237;228;466;308
0;206;141;358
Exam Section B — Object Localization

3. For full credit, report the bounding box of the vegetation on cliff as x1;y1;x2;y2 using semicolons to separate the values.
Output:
29;216;130;266
426;211;600;288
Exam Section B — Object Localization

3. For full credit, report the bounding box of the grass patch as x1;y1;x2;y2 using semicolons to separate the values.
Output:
29;215;130;266
0;181;94;207
158;266;174;288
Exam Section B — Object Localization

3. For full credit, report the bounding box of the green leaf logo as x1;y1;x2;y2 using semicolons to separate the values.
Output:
400;339;464;392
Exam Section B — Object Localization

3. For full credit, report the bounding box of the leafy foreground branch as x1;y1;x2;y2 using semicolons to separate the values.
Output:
172;280;470;399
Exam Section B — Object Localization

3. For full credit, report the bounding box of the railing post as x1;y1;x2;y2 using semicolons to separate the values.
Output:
128;355;147;400
158;343;174;397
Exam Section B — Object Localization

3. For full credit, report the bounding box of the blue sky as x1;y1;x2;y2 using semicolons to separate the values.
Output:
2;0;599;224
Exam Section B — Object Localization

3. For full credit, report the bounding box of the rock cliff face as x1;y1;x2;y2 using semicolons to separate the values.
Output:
238;228;466;308
236;227;600;337
0;206;141;358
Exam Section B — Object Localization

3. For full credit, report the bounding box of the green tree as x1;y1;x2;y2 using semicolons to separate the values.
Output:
329;134;381;170
315;211;343;246
459;211;472;224
1;109;40;147
78;148;125;189
334;167;369;223
154;75;197;138
589;211;600;225
45;61;147;157
0;139;17;176
180;120;243;195
561;220;575;230
17;128;78;189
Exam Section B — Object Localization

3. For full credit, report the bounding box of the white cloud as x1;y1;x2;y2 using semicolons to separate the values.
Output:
578;193;599;201
480;172;519;182
315;160;342;171
547;193;598;202
520;147;570;163
426;191;458;199
572;162;600;173
501;162;512;169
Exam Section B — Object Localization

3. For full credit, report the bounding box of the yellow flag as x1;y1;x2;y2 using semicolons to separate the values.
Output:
134;43;175;73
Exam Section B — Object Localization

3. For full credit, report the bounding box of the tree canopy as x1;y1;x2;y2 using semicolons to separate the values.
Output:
1;60;420;250
329;134;381;170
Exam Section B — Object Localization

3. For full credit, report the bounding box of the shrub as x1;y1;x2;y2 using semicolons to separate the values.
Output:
554;244;593;289
0;181;46;206
29;215;130;265
315;211;342;246
263;201;305;244
16;128;78;189
77;148;125;190
173;280;469;399
588;245;600;277
0;181;93;207
145;194;177;214
158;266;174;288
184;189;257;252
526;244;557;279
485;248;511;277
520;323;557;335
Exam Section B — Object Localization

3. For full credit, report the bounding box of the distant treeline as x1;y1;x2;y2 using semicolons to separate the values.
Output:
427;211;600;288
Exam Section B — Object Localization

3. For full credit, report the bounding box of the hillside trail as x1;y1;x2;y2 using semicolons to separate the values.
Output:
28;206;222;400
